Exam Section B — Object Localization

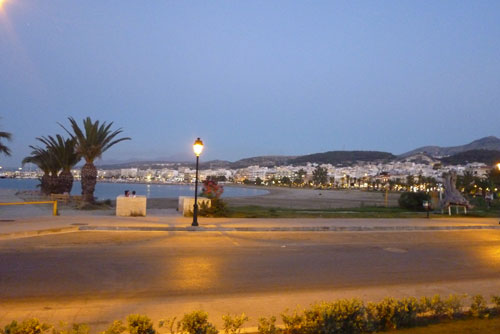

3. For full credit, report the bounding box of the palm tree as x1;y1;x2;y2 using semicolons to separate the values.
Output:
37;135;80;193
0;129;12;157
61;117;130;203
22;146;60;195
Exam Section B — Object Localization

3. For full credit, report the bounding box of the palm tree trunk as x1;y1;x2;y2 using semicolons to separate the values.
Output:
58;170;74;194
48;174;59;194
81;162;97;203
41;174;51;195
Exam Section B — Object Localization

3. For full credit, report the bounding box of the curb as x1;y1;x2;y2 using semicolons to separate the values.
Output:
0;226;79;240
78;225;500;232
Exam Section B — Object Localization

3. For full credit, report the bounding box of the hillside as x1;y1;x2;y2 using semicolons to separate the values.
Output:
440;149;500;166
290;151;395;166
401;136;500;157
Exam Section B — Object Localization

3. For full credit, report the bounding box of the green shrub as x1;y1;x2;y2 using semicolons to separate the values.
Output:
469;295;489;318
302;299;367;334
127;315;156;334
181;311;218;334
369;297;418;330
492;295;500;313
199;198;228;217
102;321;126;334
257;316;279;334
221;314;248;334
1;319;50;334
428;295;446;318
443;294;465;318
158;318;180;334
398;192;430;211
280;310;305;334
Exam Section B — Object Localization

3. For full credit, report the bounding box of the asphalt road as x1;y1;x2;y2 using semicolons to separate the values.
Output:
1;230;500;301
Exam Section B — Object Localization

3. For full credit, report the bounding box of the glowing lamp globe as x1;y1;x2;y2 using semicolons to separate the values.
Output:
193;138;204;157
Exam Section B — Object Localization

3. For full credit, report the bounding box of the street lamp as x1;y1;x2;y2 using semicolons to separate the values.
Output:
192;138;204;226
497;163;500;171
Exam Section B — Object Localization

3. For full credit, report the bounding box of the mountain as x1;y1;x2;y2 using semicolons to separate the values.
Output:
229;155;296;169
400;136;500;158
440;149;500;166
290;151;395;166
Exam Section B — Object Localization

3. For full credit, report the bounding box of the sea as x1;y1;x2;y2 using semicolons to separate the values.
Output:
0;178;268;200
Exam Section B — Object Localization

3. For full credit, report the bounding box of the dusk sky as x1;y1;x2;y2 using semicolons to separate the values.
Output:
1;1;499;168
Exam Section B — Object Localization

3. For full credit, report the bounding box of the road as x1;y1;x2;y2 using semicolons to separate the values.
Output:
1;230;500;328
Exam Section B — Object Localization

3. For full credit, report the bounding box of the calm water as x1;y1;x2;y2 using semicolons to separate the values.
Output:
0;178;268;200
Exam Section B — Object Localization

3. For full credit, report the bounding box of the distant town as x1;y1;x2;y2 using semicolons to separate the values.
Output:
4;135;500;194
3;153;495;193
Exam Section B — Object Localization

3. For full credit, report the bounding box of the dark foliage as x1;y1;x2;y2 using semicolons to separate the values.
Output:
398;192;430;211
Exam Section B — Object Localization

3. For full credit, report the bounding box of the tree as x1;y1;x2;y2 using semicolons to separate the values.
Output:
22;146;60;194
61;117;130;203
281;176;291;186
255;177;263;185
0;127;12;157
37;135;80;193
312;166;328;186
293;169;307;185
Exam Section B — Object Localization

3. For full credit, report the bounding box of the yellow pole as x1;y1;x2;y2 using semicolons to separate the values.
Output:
53;200;58;216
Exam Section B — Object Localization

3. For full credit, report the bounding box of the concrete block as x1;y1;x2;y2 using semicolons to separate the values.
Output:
179;196;211;216
116;195;147;217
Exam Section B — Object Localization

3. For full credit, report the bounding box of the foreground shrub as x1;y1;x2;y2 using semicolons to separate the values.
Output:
1;319;50;334
280;310;305;334
368;297;418;330
222;314;248;334
158;318;180;334
492;295;500;314
181;311;218;334
127;315;156;334
443;294;465;318
398;192;430;211
303;300;366;334
469;295;489;318
102;321;126;334
53;323;89;334
257;316;278;334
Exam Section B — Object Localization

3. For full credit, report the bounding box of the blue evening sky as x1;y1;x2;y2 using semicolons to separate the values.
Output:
1;1;499;167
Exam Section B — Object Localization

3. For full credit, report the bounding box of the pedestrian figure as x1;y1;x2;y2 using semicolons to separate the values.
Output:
132;190;136;198
124;190;130;197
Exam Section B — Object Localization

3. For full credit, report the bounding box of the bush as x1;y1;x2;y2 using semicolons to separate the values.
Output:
221;314;248;334
52;323;89;334
280;310;305;334
199;198;228;217
368;297;418;330
443;294;465;318
302;300;366;334
398;192;430;211
158;318;180;334
181;311;218;334
1;319;50;334
127;315;156;334
469;295;489;318
257;316;278;334
492;295;500;313
102;321;126;334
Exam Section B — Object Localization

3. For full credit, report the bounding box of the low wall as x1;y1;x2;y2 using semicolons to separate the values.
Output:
116;196;147;217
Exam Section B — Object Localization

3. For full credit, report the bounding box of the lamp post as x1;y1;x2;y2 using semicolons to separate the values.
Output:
192;138;204;226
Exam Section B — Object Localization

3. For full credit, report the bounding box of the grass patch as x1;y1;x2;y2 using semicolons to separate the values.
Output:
389;317;500;334
226;206;431;218
227;205;500;218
